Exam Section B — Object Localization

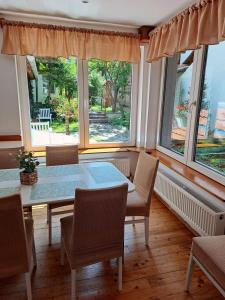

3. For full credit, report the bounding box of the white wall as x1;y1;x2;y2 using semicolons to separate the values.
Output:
0;31;21;137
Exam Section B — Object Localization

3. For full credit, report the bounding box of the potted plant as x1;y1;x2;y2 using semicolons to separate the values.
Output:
16;150;39;185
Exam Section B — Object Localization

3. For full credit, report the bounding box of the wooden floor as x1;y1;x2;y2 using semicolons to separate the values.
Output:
0;196;223;300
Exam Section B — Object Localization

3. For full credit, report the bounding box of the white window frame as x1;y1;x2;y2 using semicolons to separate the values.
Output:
16;56;85;151
157;46;225;186
16;56;139;151
156;50;200;165
186;47;225;186
82;60;138;148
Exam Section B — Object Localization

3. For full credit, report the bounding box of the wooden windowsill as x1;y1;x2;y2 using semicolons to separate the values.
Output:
33;146;146;157
150;149;225;202
79;146;146;154
0;135;21;141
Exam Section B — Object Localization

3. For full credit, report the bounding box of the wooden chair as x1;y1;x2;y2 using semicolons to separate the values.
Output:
0;146;23;169
185;235;225;297
0;194;37;300
60;184;128;300
0;147;32;218
125;152;159;246
46;145;79;245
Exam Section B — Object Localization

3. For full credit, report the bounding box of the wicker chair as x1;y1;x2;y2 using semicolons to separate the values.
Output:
125;152;159;246
0;193;36;300
0;146;23;169
0;147;32;218
60;184;128;300
185;235;225;297
46;145;79;245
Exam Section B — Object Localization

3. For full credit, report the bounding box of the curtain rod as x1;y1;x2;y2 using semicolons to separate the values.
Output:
0;10;139;31
0;18;140;38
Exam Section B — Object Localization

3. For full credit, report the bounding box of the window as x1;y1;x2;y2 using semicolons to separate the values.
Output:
24;56;137;149
87;59;132;144
158;41;225;183
160;51;194;156
194;42;225;175
27;57;79;147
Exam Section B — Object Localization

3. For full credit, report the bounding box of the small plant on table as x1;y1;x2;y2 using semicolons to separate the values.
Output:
16;150;39;185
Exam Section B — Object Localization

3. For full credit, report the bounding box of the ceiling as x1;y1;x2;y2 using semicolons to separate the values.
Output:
0;0;198;27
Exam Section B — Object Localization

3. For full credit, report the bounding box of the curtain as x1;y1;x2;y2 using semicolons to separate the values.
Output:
0;20;140;64
147;0;225;62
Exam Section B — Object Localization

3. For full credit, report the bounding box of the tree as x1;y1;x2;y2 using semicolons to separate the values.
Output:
36;57;77;135
88;68;104;100
88;60;131;112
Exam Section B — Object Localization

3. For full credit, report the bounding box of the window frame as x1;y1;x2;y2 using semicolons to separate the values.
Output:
186;46;225;185
16;56;85;151
82;60;138;148
16;56;139;151
155;56;187;163
156;50;200;165
157;46;225;186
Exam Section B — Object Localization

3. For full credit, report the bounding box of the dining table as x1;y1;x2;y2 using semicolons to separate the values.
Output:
0;162;134;207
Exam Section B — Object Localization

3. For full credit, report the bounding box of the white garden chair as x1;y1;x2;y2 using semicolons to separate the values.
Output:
38;108;52;122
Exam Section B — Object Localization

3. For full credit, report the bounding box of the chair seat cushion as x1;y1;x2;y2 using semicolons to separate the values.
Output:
126;191;147;217
192;235;225;291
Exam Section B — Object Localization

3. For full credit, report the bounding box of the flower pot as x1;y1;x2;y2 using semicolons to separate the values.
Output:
20;170;38;185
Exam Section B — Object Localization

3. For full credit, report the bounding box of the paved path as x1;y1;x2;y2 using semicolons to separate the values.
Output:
31;123;129;146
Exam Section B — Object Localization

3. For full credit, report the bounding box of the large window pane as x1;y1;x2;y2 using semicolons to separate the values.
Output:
27;57;79;147
194;42;225;175
160;51;194;155
87;59;132;144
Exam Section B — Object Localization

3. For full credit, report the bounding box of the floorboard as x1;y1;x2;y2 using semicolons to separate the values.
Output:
0;196;223;300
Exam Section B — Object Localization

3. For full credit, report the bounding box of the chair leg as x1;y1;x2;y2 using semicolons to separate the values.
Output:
132;216;135;226
46;204;49;224
23;207;32;220
122;240;125;265
118;256;123;291
71;269;76;300
25;272;32;300
28;207;32;219
32;238;37;268
144;217;149;246
185;253;195;292
60;234;65;266
48;207;52;245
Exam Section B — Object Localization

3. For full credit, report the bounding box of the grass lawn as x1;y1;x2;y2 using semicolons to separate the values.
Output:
51;120;79;133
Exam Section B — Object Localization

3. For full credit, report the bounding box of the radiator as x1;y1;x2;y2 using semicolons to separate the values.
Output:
154;165;225;236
